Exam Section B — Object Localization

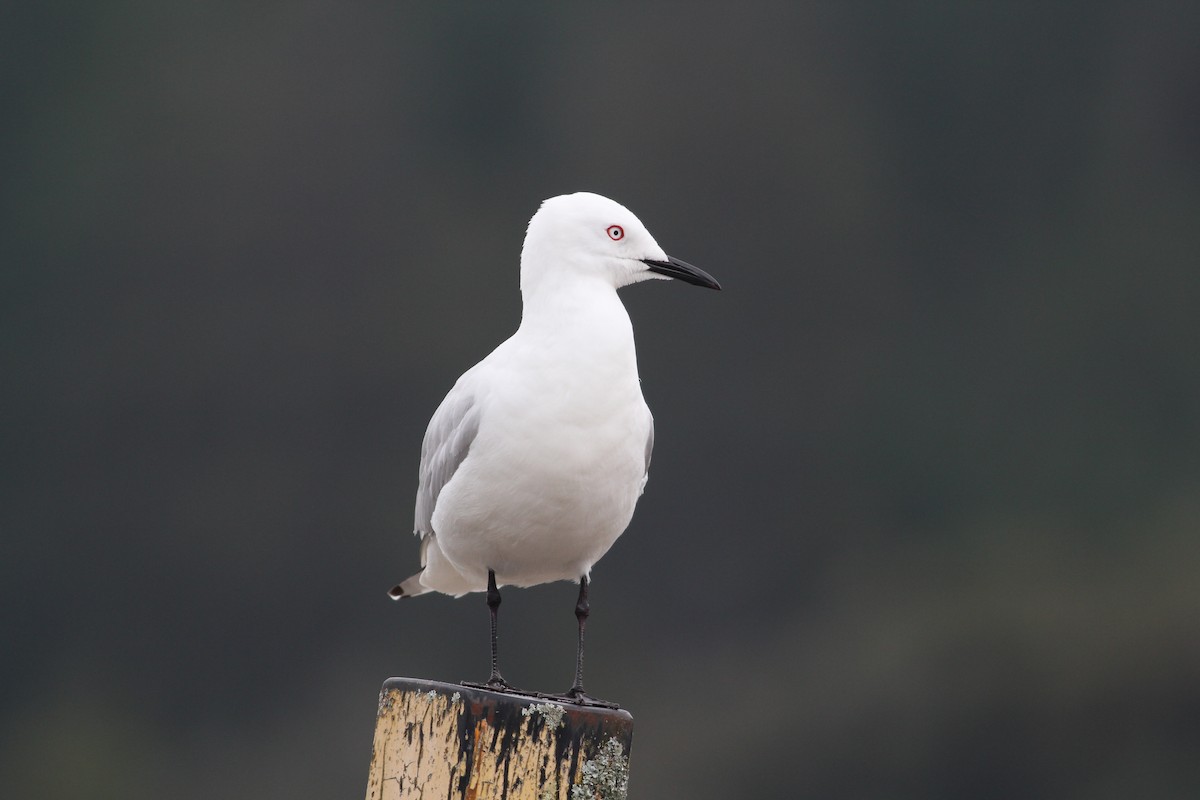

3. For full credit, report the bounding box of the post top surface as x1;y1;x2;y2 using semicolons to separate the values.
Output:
379;676;634;724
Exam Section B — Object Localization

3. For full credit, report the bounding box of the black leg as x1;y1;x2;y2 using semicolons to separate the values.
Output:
484;569;511;689
569;576;590;694
559;576;616;707
462;569;522;693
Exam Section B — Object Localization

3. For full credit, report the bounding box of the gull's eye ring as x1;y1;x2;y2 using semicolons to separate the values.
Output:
607;225;624;241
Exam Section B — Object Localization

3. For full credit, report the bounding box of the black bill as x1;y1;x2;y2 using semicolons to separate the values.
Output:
641;256;722;290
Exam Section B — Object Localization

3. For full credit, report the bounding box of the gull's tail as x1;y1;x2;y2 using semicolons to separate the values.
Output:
388;571;430;599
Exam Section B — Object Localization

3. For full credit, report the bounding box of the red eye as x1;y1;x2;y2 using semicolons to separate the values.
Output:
606;225;624;241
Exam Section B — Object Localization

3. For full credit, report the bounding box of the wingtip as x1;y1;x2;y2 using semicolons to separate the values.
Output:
390;571;430;599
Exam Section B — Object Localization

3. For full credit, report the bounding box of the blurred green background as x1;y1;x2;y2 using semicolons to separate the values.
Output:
3;2;1200;798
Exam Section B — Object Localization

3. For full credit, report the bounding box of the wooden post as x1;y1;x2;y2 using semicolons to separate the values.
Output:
365;677;634;800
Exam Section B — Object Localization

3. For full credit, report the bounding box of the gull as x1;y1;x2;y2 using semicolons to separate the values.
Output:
389;192;720;705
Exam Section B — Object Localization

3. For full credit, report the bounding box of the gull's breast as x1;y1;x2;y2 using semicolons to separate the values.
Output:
430;366;651;586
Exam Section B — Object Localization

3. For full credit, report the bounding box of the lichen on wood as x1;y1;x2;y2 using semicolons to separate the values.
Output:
571;738;629;800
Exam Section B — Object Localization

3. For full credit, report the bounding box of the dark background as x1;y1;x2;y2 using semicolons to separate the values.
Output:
3;3;1200;798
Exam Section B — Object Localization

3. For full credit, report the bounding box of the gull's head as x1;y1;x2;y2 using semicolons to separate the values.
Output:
520;192;721;294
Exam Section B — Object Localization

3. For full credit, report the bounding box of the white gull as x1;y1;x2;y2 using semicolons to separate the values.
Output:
390;192;720;703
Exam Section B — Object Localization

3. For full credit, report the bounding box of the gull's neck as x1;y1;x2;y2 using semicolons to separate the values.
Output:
516;274;638;370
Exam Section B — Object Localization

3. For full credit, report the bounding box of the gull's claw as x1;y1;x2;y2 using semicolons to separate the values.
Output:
542;686;621;709
461;677;528;696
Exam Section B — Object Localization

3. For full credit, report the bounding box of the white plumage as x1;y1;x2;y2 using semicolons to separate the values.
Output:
391;192;719;601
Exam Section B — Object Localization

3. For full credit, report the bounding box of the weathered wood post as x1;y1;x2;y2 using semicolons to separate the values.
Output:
365;678;634;800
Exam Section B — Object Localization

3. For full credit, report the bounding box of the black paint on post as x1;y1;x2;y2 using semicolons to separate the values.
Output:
366;677;634;800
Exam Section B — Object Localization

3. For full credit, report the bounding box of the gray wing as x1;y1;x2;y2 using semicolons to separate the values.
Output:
640;413;654;494
413;384;481;536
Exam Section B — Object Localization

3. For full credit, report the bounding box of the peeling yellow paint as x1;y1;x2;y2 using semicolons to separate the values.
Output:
363;680;633;800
